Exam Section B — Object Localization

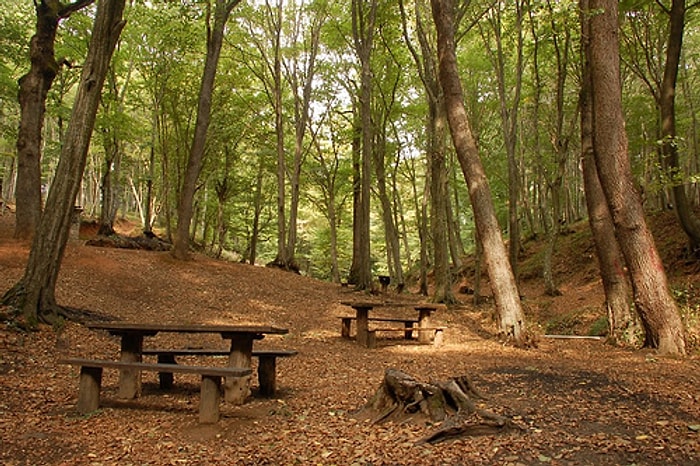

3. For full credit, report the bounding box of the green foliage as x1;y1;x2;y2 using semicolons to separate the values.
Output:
671;283;700;350
588;316;609;337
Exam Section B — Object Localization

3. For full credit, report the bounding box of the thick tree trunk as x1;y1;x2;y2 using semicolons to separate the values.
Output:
580;0;638;346
14;0;94;240
172;0;240;260
2;0;125;326
432;0;528;345
588;0;686;355
429;101;457;304
97;133;121;237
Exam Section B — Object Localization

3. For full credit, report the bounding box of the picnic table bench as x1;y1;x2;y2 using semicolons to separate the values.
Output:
85;322;288;405
339;301;445;347
338;316;419;339
59;358;251;424
142;348;297;396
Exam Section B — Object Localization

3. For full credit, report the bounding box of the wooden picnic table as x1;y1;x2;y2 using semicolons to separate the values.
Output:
86;322;288;404
339;301;440;347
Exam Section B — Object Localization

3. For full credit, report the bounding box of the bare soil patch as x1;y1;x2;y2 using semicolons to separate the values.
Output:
1;212;698;465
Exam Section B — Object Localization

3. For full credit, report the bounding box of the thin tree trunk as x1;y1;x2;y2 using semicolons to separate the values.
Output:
172;0;240;260
661;0;700;252
350;0;377;291
432;0;527;344
588;0;686;355
2;0;125;325
481;1;524;281
249;155;265;265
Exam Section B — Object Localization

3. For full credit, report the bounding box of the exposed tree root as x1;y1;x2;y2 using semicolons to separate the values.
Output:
359;368;524;444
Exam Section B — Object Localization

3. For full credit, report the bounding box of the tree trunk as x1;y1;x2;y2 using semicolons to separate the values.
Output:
660;0;700;252
399;0;455;304
350;0;377;291
432;0;528;345
2;0;125;326
249;156;265;265
14;0;94;240
483;1;524;282
580;0;638;346
348;106;363;286
172;0;240;260
588;0;686;355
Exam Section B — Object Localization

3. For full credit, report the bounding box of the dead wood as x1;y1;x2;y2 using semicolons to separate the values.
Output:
361;368;523;444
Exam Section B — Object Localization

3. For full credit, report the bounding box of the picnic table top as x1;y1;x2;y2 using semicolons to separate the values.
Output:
340;301;441;310
86;322;289;336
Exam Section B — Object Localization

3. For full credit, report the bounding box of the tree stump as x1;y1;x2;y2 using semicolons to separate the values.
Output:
359;368;522;444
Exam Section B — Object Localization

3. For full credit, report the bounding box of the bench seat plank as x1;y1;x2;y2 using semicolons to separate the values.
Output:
59;358;251;423
141;349;297;396
338;316;418;339
366;327;445;348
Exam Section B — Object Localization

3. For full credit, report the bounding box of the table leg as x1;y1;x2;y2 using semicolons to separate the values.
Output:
355;307;371;347
118;334;143;399
418;309;432;344
225;337;253;404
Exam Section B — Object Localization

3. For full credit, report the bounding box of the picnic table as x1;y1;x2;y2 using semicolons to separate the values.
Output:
339;301;442;347
85;322;288;405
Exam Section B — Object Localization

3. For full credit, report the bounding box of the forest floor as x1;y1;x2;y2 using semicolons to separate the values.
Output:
0;208;699;465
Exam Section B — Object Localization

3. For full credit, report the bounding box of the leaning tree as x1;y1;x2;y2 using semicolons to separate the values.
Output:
2;0;126;326
431;0;528;345
588;0;686;355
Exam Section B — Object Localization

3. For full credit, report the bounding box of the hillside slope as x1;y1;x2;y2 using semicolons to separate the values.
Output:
0;210;698;465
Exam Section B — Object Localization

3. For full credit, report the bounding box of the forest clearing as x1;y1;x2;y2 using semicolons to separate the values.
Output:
1;212;698;465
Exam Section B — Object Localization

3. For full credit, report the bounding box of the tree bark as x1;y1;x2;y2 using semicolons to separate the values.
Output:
399;0;455;304
588;0;686;355
580;0;638;346
2;0;126;326
349;0;377;290
660;0;700;252
172;0;240;260
482;1;524;282
431;0;527;345
14;0;94;240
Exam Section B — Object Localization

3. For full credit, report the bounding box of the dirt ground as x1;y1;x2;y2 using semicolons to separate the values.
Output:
0;211;698;465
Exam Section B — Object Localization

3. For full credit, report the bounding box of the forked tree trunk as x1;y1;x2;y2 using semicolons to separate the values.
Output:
588;0;686;355
2;0;126;326
399;0;455;303
580;0;638;346
431;0;528;345
14;0;94;240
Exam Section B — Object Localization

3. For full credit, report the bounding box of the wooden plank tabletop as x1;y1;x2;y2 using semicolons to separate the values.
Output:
340;301;440;310
86;322;289;335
